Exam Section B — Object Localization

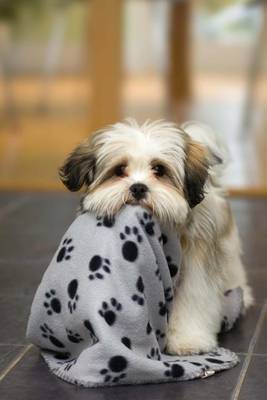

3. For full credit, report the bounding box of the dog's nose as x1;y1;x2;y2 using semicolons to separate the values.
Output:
130;183;148;200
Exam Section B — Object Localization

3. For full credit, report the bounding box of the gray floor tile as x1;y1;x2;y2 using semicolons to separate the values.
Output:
0;296;32;345
219;306;261;353
0;230;61;262
0;192;27;208
0;347;244;400
0;193;77;234
254;307;267;354
0;345;25;374
247;270;267;306
239;355;267;400
0;260;48;297
230;199;267;271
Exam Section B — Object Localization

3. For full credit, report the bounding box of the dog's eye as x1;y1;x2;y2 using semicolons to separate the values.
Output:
114;164;126;177
152;164;166;177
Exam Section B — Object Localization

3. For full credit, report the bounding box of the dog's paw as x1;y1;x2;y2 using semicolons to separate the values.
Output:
166;330;217;356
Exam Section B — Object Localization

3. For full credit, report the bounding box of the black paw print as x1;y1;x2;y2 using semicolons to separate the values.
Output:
66;329;83;343
164;287;174;302
156;329;166;340
146;321;153;335
140;212;155;236
83;319;98;343
56;238;74;262
132;276;145;306
163;362;185;378
40;323;65;348
88;255;111;280
43;289;61;315
166;256;179;278
158;233;168;245
96;215;115;228
158;301;168;316
98;298;122;326
121;336;132;349
120;225;143;262
147;347;161;360
100;355;128;383
67;279;79;314
53;352;71;360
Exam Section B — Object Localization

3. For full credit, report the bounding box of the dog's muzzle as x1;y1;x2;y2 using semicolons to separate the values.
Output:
129;183;148;200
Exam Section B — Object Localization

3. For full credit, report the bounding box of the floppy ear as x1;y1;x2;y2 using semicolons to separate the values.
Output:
183;138;209;208
59;140;96;192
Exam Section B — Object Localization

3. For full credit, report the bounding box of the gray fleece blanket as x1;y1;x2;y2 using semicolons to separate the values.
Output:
27;205;243;387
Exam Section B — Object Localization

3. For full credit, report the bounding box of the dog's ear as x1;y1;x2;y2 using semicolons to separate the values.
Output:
59;140;96;192
183;138;209;209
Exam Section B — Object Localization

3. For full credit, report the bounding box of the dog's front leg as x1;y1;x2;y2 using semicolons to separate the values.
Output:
166;255;223;355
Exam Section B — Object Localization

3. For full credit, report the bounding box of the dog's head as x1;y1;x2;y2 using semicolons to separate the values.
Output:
59;120;222;226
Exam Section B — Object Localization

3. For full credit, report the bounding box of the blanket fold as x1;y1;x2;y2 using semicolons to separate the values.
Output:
27;205;241;387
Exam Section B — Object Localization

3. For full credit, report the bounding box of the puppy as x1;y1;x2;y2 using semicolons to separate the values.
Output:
59;119;253;355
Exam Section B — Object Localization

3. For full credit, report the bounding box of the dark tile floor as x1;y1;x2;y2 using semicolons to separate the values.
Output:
0;192;266;400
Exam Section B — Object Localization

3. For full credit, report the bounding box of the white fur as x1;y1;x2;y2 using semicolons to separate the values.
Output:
83;120;188;226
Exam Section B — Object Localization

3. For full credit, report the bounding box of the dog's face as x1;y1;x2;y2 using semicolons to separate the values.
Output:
59;120;215;226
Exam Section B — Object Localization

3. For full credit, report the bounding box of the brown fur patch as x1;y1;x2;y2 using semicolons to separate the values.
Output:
184;138;209;208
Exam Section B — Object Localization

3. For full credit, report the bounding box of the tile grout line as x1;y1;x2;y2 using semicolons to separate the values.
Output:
231;300;267;400
0;196;30;221
0;344;33;383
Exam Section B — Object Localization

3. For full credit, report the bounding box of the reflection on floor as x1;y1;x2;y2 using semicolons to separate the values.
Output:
0;74;266;193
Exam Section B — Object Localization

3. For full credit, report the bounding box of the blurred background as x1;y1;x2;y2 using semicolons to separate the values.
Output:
0;0;266;194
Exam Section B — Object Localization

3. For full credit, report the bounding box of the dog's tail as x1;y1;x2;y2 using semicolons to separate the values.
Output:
181;121;230;183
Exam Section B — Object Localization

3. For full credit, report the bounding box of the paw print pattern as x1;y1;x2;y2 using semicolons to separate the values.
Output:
147;347;161;360
132;276;145;306
98;298;122;326
54;352;71;360
83;319;99;343
120;225;143;262
163;362;185;378
53;352;71;360
67;279;79;314
100;355;128;383
66;329;83;343
164;287;173;302
88;255;111;280
121;336;132;349
40;323;65;348
56;238;74;263
158;233;168;245
156;329;166;340
166;256;179;278
43;289;61;315
140;212;155;236
158;301;168;316
96;215;115;228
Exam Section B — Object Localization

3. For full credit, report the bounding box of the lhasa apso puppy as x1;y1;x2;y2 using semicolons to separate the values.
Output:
59;119;253;355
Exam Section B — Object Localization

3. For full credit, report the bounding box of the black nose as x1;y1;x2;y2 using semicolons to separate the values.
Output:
130;183;148;200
